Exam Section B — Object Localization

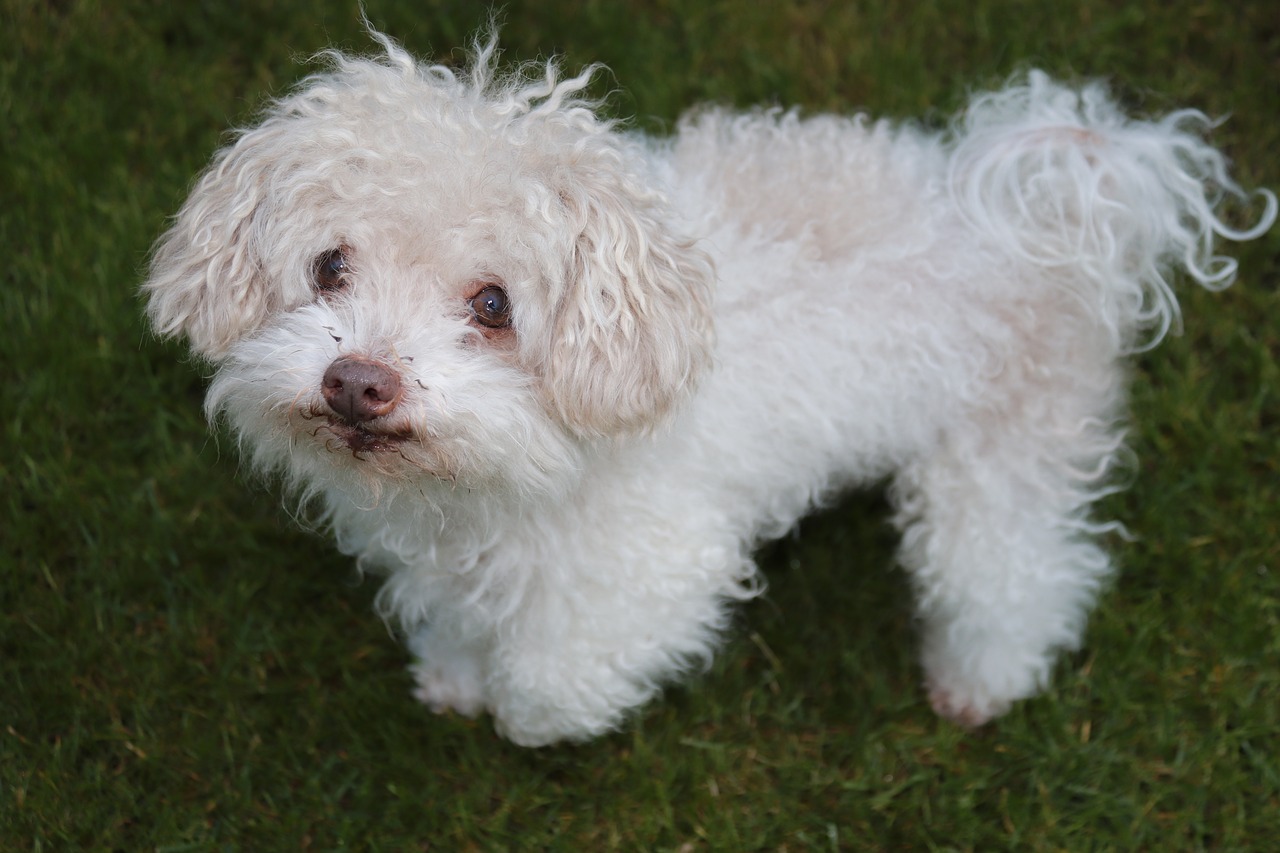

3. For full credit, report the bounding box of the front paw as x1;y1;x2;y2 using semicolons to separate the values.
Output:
926;677;1010;728
410;657;486;718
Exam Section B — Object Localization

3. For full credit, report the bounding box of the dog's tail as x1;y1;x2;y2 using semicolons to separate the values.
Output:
948;70;1276;351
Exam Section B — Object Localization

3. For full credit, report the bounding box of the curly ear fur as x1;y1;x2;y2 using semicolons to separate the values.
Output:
546;168;716;438
443;40;717;437
143;126;280;361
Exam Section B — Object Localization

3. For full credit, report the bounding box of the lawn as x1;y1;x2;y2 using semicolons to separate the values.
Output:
3;0;1278;849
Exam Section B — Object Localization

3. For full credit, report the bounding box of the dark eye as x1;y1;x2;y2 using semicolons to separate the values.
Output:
469;284;511;329
313;248;350;293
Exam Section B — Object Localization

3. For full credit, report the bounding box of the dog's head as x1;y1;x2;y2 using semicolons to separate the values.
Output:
144;33;714;496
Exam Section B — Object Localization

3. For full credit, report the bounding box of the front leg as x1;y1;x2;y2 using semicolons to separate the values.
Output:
396;491;756;746
481;587;723;746
481;549;746;747
408;606;665;746
487;633;662;747
404;590;661;745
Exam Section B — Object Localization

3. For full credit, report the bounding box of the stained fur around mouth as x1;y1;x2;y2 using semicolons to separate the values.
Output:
303;407;414;455
289;404;474;488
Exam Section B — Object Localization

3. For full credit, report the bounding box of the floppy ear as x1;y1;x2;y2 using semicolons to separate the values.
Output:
143;127;281;361
546;171;716;437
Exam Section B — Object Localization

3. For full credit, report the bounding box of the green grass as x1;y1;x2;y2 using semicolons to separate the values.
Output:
3;0;1278;848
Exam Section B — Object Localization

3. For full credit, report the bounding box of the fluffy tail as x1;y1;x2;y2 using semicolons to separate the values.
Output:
948;70;1276;351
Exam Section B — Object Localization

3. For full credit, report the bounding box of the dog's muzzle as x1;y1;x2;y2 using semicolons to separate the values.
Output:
319;356;411;453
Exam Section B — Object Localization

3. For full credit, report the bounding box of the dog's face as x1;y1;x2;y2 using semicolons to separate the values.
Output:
145;41;714;498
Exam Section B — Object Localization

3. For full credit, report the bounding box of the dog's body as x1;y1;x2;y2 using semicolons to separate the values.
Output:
145;33;1275;746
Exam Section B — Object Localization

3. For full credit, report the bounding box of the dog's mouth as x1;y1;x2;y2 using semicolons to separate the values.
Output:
316;417;414;455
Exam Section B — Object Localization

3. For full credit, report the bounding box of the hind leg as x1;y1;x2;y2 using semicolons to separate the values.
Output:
892;400;1125;726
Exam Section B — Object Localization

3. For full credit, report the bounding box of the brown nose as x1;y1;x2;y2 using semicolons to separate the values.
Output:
321;356;403;423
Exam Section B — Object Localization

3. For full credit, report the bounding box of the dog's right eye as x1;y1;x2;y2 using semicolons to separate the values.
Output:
313;248;350;294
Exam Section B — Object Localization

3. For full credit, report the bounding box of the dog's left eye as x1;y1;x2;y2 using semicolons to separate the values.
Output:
313;248;350;294
469;285;512;329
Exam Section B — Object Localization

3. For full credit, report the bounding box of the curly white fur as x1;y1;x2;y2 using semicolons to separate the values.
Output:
144;31;1275;746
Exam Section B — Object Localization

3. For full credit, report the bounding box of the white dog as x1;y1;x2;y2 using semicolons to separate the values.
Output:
144;31;1275;746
